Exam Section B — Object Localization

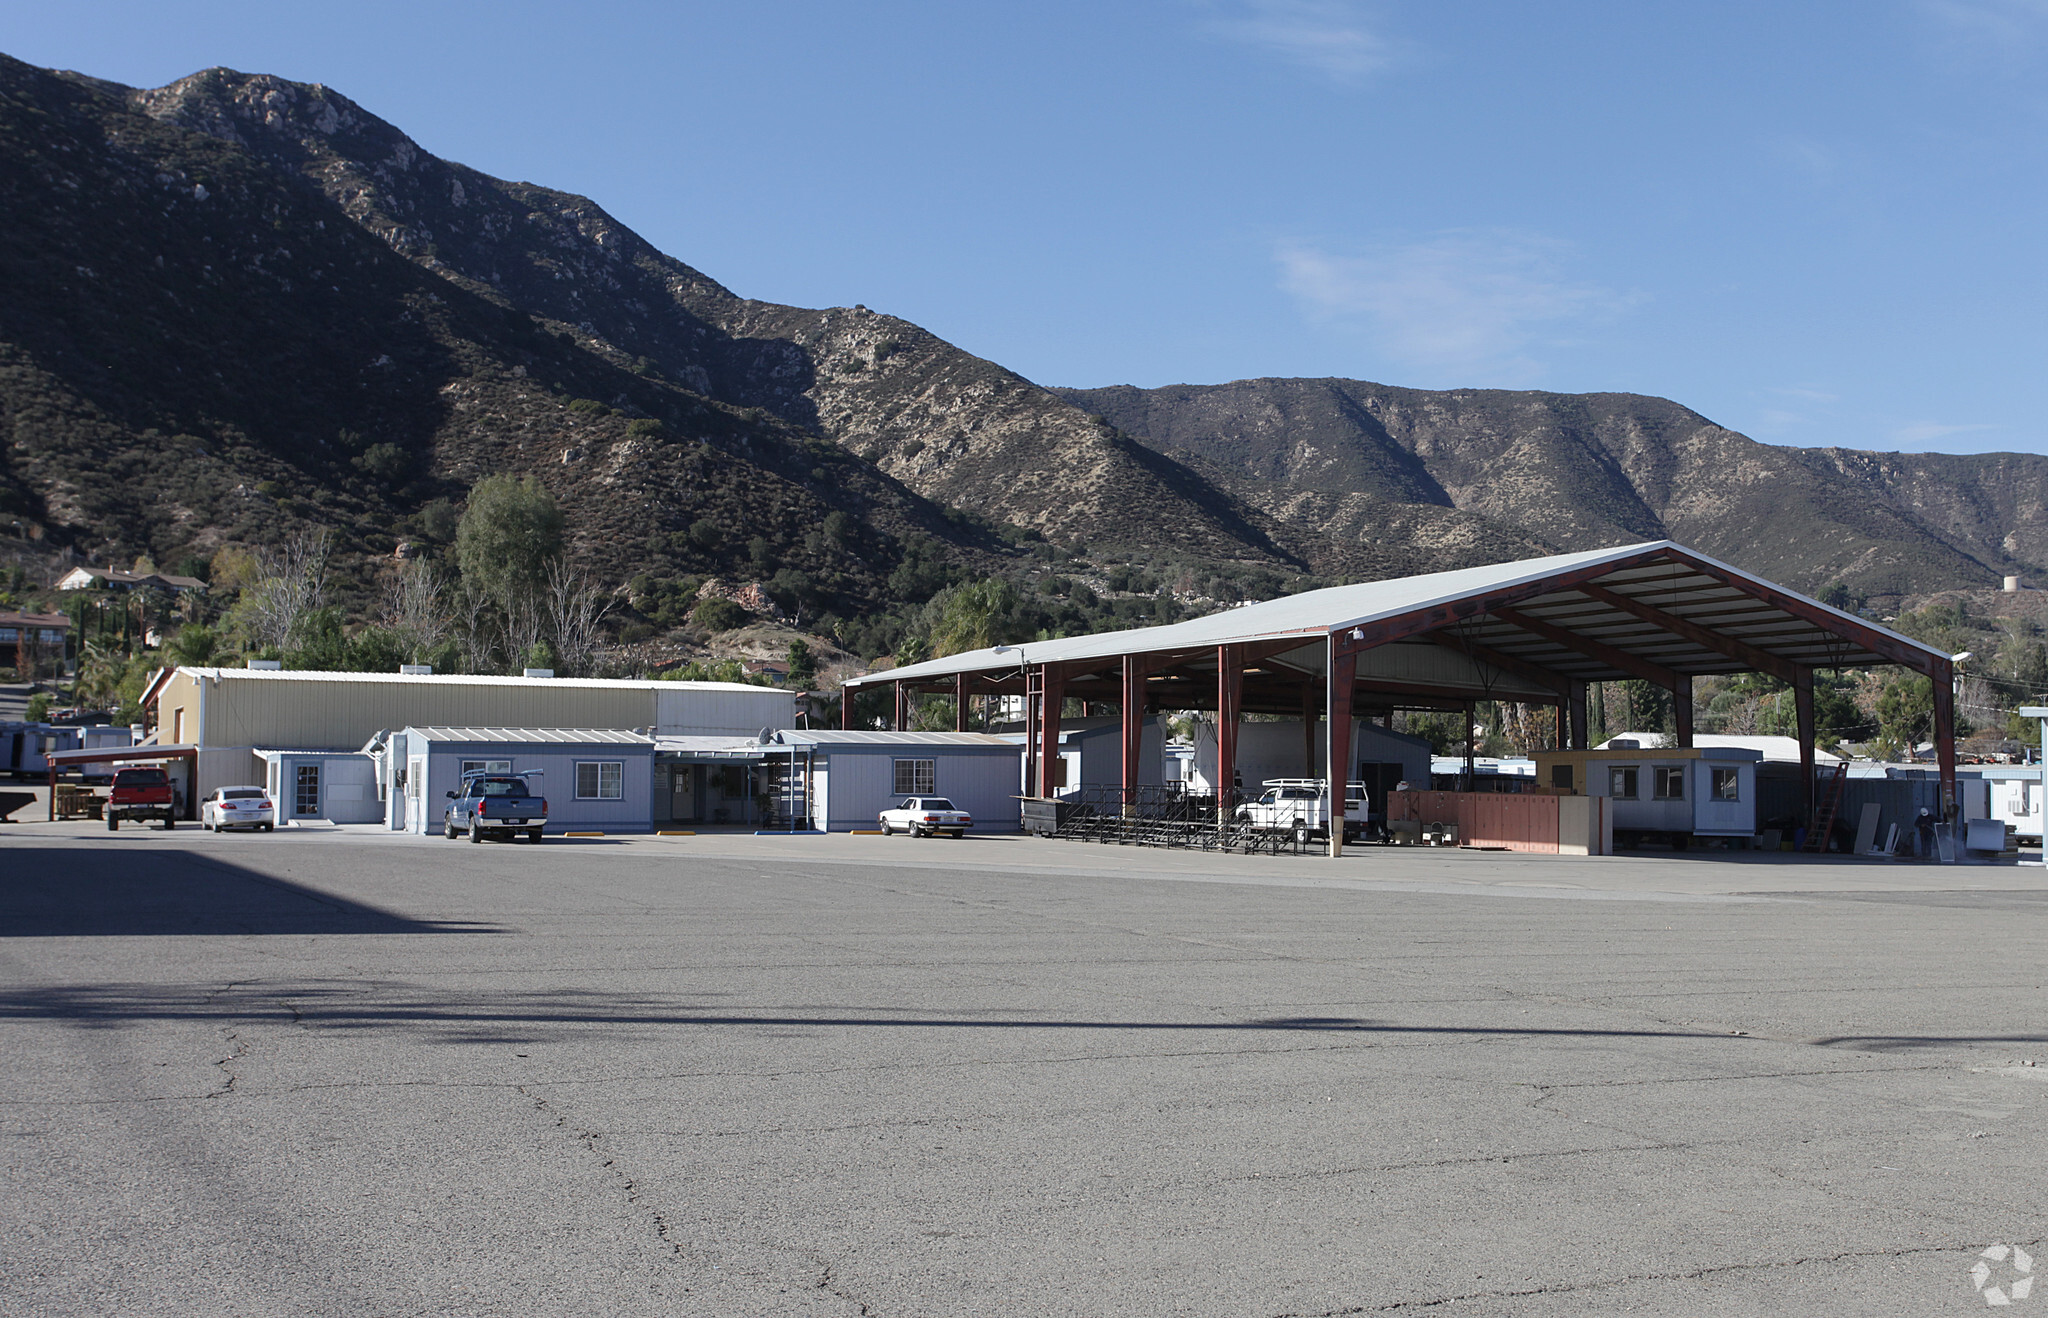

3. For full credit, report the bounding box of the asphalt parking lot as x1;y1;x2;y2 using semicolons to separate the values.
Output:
3;825;2045;1315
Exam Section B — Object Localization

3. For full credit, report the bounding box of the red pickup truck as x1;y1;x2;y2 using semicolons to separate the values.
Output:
107;766;178;830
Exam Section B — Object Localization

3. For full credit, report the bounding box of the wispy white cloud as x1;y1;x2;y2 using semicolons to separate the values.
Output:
1772;385;1841;404
1918;0;2048;42
1889;421;2000;445
1198;0;1397;82
1275;230;1630;384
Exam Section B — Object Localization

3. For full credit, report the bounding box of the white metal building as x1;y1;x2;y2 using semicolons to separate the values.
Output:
146;665;792;803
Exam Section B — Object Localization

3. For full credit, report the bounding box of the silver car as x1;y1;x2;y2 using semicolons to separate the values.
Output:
202;785;274;832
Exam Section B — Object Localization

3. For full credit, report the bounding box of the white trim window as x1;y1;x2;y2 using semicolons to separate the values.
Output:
893;759;936;795
576;761;624;800
461;759;513;778
1654;766;1686;801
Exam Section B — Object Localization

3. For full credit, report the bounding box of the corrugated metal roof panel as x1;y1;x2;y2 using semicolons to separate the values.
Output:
846;539;1947;689
404;727;654;745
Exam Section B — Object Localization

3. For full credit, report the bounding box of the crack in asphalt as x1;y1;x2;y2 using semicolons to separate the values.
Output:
1268;1238;2045;1315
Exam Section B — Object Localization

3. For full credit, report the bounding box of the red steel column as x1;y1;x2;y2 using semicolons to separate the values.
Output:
1672;674;1694;749
1217;644;1242;824
1038;665;1065;798
1327;640;1356;857
954;673;969;732
1122;656;1145;814
1794;668;1816;828
1568;682;1588;750
1933;657;1958;820
840;684;855;730
1302;680;1318;777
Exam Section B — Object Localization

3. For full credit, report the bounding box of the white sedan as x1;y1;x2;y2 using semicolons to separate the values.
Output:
879;796;972;838
203;785;274;832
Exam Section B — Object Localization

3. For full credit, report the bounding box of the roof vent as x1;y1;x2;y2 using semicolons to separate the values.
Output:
1610;739;1639;750
523;667;555;679
399;664;432;675
248;659;282;671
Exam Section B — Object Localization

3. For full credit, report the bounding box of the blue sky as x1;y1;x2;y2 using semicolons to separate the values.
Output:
11;2;2048;454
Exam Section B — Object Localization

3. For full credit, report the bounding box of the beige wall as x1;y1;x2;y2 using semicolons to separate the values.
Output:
190;675;654;752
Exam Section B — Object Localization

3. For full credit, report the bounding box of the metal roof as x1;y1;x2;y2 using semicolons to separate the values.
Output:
846;540;1946;694
775;730;1017;748
177;667;781;695
402;727;655;745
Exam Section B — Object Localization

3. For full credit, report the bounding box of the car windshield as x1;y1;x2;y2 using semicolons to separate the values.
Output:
223;789;264;800
923;799;955;811
474;778;529;797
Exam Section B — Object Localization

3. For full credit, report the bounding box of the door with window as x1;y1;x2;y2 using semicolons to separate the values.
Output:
294;764;321;818
670;765;699;822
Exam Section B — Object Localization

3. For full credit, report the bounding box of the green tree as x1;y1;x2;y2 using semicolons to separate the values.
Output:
1874;674;1933;760
456;476;565;615
786;641;817;689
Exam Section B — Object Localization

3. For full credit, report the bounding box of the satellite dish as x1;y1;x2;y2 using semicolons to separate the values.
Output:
757;728;773;744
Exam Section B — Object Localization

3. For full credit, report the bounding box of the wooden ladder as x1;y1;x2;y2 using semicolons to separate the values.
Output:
1804;761;1849;852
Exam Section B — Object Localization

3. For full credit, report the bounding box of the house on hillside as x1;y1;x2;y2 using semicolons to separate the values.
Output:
55;566;205;594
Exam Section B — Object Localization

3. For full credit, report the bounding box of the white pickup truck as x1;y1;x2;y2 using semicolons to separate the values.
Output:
1234;779;1370;844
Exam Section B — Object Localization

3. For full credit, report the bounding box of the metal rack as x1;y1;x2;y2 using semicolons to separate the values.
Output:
1040;785;1313;856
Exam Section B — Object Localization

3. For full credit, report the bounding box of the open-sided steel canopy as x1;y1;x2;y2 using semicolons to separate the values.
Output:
843;540;1959;852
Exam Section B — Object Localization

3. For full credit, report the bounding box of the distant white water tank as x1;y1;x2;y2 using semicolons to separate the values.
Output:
2005;575;2023;592
523;667;555;678
399;664;432;675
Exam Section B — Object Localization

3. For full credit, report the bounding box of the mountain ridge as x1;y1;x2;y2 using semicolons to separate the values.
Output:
1;50;2042;642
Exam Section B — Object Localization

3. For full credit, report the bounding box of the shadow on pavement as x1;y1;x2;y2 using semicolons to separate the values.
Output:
0;847;496;937
0;984;1775;1048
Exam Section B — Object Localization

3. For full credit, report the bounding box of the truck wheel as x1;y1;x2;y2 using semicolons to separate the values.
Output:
107;816;117;831
879;820;892;835
468;822;483;843
444;818;458;840
162;818;175;830
527;827;543;843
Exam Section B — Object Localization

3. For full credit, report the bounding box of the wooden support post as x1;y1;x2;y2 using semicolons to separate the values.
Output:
1463;702;1476;789
1569;682;1588;751
1038;665;1065;798
1933;657;1958;820
893;681;907;732
1328;642;1355;857
1794;668;1816;829
1217;644;1242;825
1302;680;1318;777
1672;675;1694;749
840;684;855;731
1122;656;1145;814
953;673;969;732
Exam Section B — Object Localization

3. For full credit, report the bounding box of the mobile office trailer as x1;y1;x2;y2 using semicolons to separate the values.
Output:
1532;745;1762;843
384;727;656;835
772;729;1024;834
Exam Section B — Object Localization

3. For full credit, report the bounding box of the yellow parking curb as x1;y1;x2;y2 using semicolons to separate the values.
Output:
564;831;605;837
657;830;695;836
849;829;883;835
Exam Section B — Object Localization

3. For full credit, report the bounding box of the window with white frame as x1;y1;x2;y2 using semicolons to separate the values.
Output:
575;761;623;800
461;759;513;778
893;759;936;795
1654;766;1686;800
